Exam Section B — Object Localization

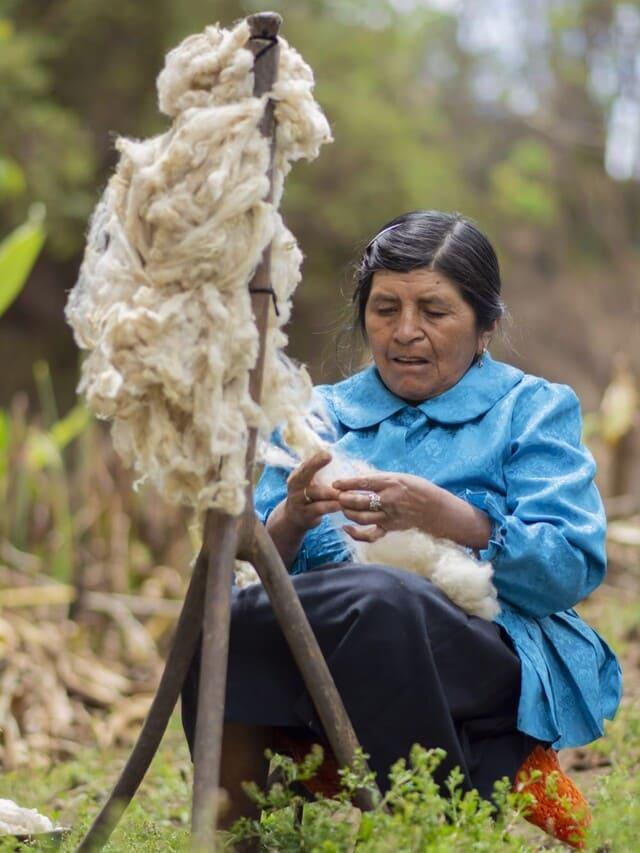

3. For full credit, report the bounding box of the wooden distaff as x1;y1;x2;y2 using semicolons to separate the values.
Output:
77;13;375;853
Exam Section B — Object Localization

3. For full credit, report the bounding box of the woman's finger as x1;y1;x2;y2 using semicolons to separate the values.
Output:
332;475;387;492
288;450;332;488
305;483;341;503
343;524;385;543
337;490;380;510
308;499;341;517
342;508;385;526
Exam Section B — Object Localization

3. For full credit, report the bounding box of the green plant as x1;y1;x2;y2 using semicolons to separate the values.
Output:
227;746;541;852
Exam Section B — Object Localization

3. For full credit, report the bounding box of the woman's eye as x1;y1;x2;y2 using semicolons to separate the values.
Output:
377;307;396;315
423;310;446;318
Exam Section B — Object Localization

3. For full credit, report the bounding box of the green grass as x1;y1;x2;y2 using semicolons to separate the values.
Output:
0;570;637;851
0;654;637;851
0;716;192;852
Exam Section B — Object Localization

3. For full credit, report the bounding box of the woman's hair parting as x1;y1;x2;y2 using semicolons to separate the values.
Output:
352;210;505;336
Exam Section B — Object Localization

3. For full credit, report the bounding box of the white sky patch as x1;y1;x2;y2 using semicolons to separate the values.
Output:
421;0;462;11
388;0;462;11
606;96;640;180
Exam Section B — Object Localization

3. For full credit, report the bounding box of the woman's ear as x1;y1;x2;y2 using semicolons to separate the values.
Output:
478;319;499;353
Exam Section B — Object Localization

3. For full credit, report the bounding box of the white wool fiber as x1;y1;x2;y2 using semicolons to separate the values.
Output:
66;20;332;515
0;800;54;836
350;529;499;620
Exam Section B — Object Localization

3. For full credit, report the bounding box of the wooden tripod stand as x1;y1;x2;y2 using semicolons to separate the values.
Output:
77;12;374;851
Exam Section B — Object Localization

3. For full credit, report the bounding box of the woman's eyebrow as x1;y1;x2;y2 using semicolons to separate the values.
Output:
370;292;451;307
369;292;398;302
417;296;450;308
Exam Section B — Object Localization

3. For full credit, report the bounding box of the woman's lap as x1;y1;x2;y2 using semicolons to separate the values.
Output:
181;562;537;799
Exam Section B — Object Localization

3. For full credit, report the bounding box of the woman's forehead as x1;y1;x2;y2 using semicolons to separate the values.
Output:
370;268;461;300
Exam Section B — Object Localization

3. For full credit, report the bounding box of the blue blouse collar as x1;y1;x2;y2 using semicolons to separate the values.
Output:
331;353;524;428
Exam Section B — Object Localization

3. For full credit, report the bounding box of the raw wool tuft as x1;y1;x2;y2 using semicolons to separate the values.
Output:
0;800;54;836
66;20;332;516
350;529;499;620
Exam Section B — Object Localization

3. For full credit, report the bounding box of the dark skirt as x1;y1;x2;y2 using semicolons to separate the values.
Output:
181;562;539;801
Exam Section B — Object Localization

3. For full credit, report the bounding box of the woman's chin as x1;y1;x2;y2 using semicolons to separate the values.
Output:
387;374;434;401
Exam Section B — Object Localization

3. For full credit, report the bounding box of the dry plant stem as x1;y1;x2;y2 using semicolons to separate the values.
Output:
75;535;210;851
605;493;640;519
610;429;636;497
240;517;379;813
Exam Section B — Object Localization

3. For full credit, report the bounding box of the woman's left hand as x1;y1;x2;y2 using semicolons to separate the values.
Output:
332;472;492;550
332;472;445;542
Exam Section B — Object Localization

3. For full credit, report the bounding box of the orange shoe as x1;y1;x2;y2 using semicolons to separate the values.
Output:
514;745;592;849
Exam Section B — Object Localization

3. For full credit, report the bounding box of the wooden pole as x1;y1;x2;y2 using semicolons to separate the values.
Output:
241;518;377;812
190;13;283;848
76;536;210;850
76;19;283;848
191;512;241;847
76;13;376;850
236;10;378;813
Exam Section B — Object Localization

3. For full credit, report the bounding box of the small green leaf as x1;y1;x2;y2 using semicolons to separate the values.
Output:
50;403;90;450
0;212;46;317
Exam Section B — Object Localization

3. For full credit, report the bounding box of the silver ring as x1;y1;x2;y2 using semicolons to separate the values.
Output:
368;492;382;512
303;487;313;505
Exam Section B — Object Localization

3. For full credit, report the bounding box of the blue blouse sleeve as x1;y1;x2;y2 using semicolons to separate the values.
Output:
463;382;607;618
254;385;339;575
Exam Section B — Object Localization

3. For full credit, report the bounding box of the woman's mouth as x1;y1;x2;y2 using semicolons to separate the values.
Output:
392;357;429;367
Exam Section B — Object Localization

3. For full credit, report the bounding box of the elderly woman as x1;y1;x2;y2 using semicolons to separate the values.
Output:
181;210;621;831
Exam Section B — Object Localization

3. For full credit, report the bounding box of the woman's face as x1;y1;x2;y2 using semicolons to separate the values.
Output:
364;268;493;402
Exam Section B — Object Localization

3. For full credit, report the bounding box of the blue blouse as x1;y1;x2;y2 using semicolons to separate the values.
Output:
255;353;622;749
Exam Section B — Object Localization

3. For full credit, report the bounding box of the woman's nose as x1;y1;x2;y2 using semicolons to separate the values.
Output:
393;310;423;343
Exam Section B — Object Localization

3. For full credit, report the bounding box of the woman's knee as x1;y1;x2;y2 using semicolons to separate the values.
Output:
315;564;423;626
350;564;421;611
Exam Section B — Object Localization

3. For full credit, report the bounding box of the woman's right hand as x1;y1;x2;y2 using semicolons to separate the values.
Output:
265;450;341;570
283;449;341;532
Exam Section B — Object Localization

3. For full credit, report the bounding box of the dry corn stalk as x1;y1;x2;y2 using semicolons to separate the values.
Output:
0;609;161;771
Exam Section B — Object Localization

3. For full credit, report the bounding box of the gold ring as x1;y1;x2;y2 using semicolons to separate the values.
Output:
303;487;313;505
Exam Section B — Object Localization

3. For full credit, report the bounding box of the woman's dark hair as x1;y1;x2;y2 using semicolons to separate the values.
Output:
353;210;505;336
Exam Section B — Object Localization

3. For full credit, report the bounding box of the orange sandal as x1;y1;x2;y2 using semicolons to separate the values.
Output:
513;744;592;849
272;732;591;849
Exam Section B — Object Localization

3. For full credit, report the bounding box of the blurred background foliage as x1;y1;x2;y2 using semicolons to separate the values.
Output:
0;0;639;406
